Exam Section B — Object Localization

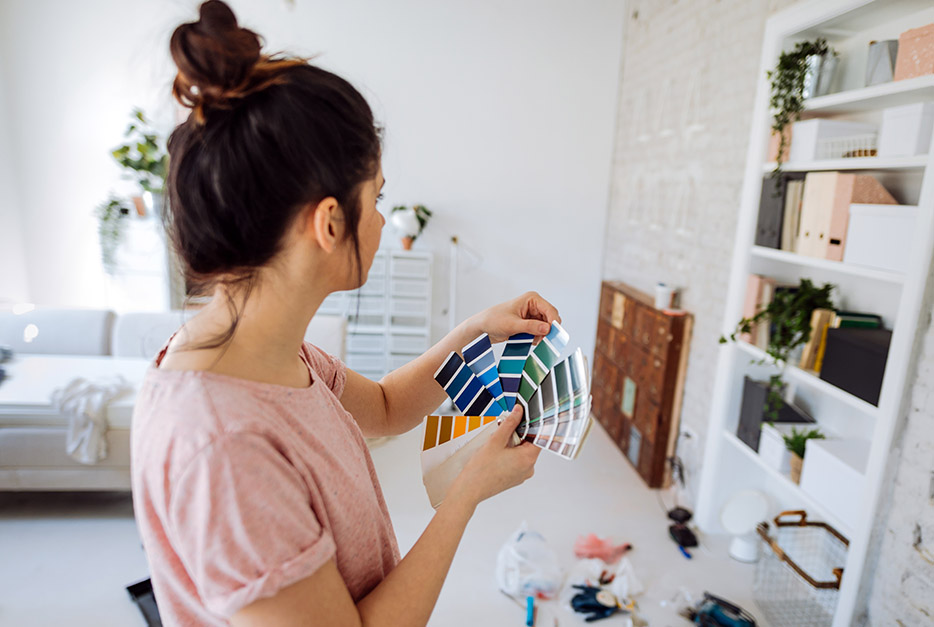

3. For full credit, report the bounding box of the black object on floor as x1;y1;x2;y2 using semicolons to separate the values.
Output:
127;578;163;627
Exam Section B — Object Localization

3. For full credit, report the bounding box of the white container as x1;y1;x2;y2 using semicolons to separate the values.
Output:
800;438;871;526
758;423;799;474
877;102;934;157
789;119;877;163
843;204;919;274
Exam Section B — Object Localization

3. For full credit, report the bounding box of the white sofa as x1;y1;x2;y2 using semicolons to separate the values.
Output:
0;308;347;491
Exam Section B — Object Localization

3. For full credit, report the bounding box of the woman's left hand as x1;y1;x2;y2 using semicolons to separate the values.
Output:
468;292;561;345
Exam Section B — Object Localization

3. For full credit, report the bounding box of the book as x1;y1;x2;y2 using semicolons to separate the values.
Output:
799;308;835;371
780;179;805;253
832;311;883;329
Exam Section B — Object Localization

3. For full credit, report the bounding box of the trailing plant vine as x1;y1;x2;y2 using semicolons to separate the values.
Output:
767;38;830;174
96;196;133;275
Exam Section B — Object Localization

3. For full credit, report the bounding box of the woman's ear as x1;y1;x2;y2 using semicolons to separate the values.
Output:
303;197;343;253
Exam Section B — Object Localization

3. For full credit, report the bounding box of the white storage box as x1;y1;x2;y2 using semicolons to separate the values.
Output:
758;423;800;474
800;438;871;526
877;102;934;157
789;119;877;163
843;204;919;274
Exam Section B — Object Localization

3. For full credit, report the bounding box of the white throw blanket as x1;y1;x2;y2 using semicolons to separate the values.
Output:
50;376;131;465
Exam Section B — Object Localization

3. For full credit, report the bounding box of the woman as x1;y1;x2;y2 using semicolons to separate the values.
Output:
131;2;559;625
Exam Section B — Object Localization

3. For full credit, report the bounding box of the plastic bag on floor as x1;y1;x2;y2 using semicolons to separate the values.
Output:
495;522;563;600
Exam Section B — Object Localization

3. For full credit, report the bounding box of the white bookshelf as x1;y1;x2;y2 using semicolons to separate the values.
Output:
695;1;934;625
318;249;432;380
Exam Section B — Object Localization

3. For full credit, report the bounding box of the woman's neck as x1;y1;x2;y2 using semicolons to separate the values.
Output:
163;274;329;387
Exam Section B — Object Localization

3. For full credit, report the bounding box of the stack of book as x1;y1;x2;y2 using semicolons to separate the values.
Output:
798;309;883;373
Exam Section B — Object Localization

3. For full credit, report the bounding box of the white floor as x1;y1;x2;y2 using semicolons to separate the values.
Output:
0;421;760;626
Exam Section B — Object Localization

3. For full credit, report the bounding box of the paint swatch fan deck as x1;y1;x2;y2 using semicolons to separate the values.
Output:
422;322;593;508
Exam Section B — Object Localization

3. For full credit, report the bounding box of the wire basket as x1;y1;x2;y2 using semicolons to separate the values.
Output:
753;511;849;627
815;133;877;160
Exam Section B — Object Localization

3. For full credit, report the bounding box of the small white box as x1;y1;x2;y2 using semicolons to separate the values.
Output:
843;204;919;274
789;119;877;162
758;423;800;474
800;438;871;526
878;102;934;157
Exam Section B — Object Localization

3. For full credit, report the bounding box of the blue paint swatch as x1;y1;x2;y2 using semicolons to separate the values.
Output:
498;332;534;410
462;333;508;411
434;351;502;417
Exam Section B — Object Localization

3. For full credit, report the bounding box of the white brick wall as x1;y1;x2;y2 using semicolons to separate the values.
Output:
603;0;934;621
860;278;934;625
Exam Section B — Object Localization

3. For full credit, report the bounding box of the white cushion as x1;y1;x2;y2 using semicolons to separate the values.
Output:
0;308;114;356
111;311;184;359
305;314;347;361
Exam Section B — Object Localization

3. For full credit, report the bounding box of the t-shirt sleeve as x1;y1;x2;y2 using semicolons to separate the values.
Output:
167;432;336;618
303;341;347;397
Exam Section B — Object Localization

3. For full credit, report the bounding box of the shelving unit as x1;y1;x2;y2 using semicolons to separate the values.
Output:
318;249;432;380
695;1;934;625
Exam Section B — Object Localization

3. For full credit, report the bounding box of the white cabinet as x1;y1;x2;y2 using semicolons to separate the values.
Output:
319;250;432;380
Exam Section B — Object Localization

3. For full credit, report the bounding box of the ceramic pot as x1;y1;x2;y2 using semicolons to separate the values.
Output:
401;236;414;251
790;453;804;484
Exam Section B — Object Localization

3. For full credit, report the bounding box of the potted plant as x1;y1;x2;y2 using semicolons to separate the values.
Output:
96;196;133;275
721;278;834;421
390;204;432;250
782;426;825;484
767;38;836;172
111;108;169;217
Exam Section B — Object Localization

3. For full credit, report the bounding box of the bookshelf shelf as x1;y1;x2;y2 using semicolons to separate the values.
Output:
750;246;906;283
763;155;929;172
735;341;880;417
697;1;934;625
802;74;934;115
722;431;853;539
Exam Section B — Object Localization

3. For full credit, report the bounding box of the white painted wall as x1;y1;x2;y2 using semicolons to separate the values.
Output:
0;56;30;304
0;0;626;357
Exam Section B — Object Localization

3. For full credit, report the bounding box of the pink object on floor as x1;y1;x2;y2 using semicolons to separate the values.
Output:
574;533;633;564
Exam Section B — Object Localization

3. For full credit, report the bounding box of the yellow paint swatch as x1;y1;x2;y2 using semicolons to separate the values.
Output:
452;416;468;438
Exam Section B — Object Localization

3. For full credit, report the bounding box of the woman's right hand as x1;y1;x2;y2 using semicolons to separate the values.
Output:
449;406;541;507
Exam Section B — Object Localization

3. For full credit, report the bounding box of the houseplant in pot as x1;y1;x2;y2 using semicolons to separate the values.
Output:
767;38;836;172
111;108;169;217
390;204;432;250
721;278;835;421
783;426;825;484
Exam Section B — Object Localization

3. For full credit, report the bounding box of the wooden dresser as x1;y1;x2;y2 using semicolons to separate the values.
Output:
592;281;692;488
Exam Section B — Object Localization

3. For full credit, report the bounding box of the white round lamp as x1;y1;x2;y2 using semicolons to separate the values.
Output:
720;489;769;563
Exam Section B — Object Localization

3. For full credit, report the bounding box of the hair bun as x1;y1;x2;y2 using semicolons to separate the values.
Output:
171;0;263;124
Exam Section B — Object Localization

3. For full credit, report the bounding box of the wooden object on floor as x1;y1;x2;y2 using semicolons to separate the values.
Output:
592;281;693;488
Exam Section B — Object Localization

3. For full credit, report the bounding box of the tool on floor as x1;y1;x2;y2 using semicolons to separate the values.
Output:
570;584;635;622
680;592;757;627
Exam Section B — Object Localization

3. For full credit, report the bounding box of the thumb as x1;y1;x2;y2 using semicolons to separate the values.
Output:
493;405;523;446
523;318;552;338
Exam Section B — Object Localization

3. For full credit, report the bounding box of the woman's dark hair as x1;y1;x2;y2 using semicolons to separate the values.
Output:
166;0;380;346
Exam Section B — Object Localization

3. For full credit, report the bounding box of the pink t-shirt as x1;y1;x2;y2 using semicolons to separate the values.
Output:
131;342;400;625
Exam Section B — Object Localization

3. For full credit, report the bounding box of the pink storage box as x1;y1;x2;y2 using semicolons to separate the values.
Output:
894;22;934;81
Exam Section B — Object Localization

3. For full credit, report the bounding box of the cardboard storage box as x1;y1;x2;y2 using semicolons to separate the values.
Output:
800;438;871;526
789;119;876;163
878;102;934;157
894;22;934;81
843;203;919;274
